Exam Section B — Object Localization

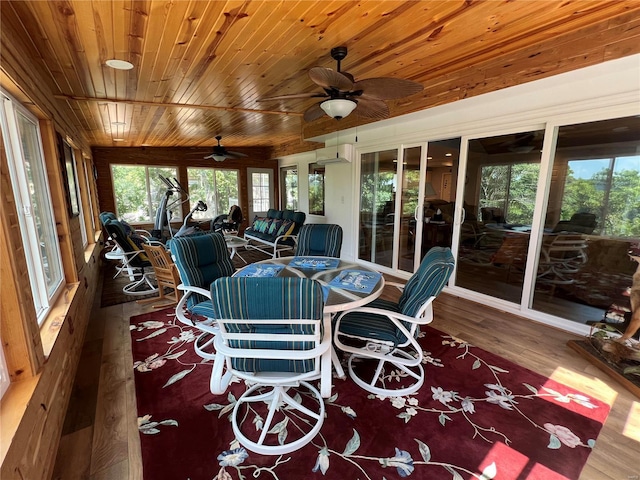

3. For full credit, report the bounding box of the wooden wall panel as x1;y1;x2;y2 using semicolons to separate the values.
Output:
1;251;100;480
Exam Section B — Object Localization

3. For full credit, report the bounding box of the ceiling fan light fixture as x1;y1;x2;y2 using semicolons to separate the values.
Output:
320;98;357;120
211;154;226;162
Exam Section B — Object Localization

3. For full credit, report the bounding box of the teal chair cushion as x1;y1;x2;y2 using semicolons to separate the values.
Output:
398;247;455;317
170;232;234;309
191;301;216;319
211;277;324;373
296;224;343;257
338;247;454;346
333;299;404;344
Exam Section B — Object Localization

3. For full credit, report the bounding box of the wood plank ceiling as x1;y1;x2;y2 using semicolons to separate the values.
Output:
1;1;639;157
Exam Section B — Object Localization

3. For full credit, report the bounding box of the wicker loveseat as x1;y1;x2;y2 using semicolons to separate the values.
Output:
244;209;306;258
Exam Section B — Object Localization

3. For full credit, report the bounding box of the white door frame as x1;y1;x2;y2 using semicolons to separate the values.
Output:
247;167;275;220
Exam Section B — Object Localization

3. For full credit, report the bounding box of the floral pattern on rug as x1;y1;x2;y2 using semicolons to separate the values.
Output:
130;309;610;480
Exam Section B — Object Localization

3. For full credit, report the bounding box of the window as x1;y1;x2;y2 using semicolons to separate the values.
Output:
562;156;640;236
111;165;180;223
252;172;271;212
187;168;239;220
1;91;65;323
280;166;298;210
308;163;325;215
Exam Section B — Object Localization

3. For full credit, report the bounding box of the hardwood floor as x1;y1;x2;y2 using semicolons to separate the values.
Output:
52;272;639;479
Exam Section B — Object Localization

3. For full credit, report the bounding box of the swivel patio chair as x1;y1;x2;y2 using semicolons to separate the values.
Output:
295;223;343;257
169;232;235;360
211;204;243;235
209;277;330;455
537;233;588;287
333;247;455;396
102;218;160;296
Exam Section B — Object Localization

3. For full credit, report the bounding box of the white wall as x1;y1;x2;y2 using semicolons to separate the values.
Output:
277;150;357;260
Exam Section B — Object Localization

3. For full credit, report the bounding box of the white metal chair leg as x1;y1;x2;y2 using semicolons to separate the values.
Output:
347;351;425;397
231;381;324;455
123;273;159;296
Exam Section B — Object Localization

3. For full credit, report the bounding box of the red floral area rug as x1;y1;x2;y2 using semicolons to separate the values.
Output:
130;308;610;480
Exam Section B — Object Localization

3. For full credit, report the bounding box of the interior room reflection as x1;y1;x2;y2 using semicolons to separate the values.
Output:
456;116;640;326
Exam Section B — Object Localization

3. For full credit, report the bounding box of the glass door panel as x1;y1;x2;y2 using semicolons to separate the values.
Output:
398;146;421;272
247;168;273;220
359;149;397;267
531;116;640;325
412;139;461;265
455;130;544;303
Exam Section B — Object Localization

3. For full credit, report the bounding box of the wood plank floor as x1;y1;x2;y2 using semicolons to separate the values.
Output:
52;271;639;479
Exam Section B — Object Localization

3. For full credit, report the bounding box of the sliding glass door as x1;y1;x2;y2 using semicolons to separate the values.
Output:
358;138;461;273
451;116;639;328
531;116;640;325
359;149;397;268
454;130;544;303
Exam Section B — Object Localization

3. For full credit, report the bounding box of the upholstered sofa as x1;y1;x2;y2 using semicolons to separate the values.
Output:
244;209;306;258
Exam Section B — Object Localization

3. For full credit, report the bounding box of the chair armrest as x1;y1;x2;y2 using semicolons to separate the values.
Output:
120;249;145;261
274;233;298;243
177;284;211;298
143;238;166;247
336;304;433;327
385;281;406;293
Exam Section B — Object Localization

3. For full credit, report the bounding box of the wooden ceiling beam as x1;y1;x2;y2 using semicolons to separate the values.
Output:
52;94;302;116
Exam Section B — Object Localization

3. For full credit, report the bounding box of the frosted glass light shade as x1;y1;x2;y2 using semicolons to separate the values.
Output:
320;99;357;119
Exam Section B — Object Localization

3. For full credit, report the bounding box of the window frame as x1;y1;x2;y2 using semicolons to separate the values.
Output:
0;90;65;324
280;165;299;210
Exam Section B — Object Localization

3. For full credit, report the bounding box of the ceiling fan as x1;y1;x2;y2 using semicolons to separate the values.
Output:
204;135;248;162
258;46;424;122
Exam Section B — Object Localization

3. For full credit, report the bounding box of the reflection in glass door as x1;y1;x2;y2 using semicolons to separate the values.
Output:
455;130;544;304
417;139;461;264
531;116;640;326
359;149;397;268
398;147;421;272
358;139;461;273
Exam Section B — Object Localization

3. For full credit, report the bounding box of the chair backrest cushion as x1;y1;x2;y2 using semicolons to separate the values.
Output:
103;219;150;267
170;232;234;308
398;247;455;318
211;277;324;373
228;205;243;223
296;224;343;257
99;211;117;226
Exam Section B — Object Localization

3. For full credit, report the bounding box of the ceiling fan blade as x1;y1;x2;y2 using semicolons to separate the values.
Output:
303;103;327;122
354;97;390;119
309;67;353;91
226;151;248;159
204;153;224;161
354;77;423;100
258;92;327;102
